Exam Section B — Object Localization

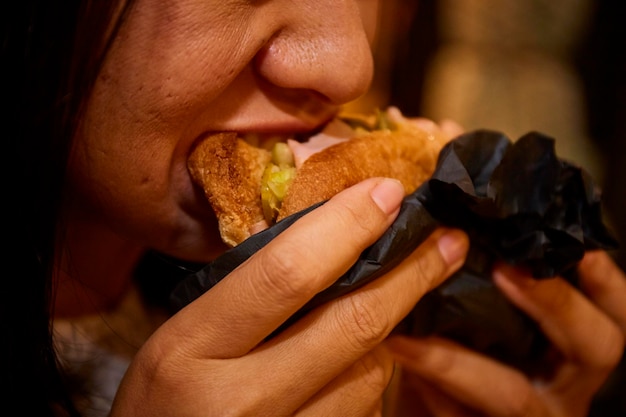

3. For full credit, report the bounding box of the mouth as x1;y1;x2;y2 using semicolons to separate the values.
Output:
237;119;334;150
186;106;446;248
240;132;303;151
184;115;360;233
236;109;390;149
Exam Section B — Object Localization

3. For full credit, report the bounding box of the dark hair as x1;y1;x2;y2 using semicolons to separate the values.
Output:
1;1;130;415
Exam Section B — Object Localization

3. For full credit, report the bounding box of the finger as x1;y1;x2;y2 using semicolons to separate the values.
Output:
295;345;393;417
406;375;483;417
578;250;626;335
384;370;431;417
241;228;469;409
387;336;548;417
439;119;465;139
160;177;407;357
493;264;624;415
493;265;624;375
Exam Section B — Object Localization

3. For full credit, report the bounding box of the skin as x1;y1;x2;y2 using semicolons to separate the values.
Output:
54;0;626;415
387;252;626;417
60;0;379;313
67;0;379;264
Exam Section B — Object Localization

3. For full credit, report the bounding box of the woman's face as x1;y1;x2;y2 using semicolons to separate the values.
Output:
68;0;380;262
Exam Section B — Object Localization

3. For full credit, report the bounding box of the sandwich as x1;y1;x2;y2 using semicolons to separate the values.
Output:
187;107;448;247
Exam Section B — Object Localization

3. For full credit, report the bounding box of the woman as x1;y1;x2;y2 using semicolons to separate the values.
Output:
3;1;625;416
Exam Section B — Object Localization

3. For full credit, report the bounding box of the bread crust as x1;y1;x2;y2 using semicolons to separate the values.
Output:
188;124;446;247
187;132;271;247
278;126;444;220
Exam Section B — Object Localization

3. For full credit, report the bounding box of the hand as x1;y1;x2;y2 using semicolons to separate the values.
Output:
110;178;469;417
386;250;626;416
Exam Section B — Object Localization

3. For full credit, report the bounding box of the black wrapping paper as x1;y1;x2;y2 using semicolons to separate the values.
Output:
170;130;618;370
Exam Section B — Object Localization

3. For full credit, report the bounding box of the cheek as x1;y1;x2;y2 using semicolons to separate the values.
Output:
66;138;218;259
68;130;175;229
97;0;259;132
72;53;191;233
69;107;226;261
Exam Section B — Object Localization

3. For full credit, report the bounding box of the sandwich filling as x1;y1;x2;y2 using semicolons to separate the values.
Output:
261;110;400;223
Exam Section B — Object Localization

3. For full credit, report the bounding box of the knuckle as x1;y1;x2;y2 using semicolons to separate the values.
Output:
134;346;202;406
409;246;447;291
254;246;319;300
331;197;382;241
355;350;394;396
218;388;268;417
337;292;390;350
410;256;433;286
135;342;181;387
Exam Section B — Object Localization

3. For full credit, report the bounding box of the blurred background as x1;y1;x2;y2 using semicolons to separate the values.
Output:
354;1;625;415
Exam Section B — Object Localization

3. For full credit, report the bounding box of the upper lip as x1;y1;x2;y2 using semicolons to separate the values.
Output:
234;114;338;147
187;100;341;151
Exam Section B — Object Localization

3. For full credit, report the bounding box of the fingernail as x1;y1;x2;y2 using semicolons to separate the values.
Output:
370;179;405;215
437;229;468;267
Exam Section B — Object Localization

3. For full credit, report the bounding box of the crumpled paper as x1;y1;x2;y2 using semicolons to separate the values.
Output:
170;130;618;370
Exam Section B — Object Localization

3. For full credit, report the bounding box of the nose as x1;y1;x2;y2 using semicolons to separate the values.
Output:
254;0;376;106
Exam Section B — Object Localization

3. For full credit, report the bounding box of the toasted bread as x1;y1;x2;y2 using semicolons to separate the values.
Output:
188;116;446;247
